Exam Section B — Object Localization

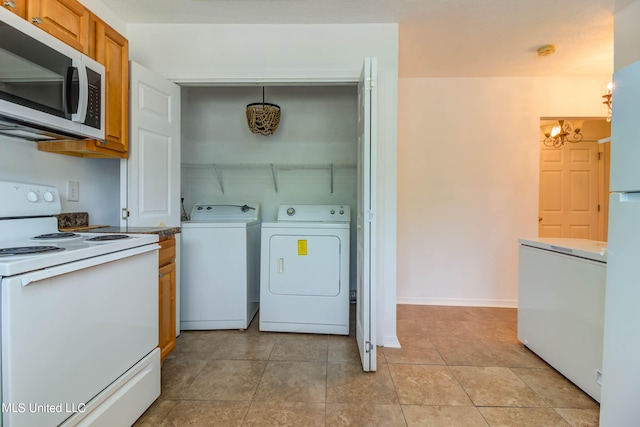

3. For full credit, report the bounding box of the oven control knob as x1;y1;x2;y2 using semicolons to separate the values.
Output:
340;210;344;215
26;191;39;202
286;207;295;216
43;191;55;202
330;209;335;215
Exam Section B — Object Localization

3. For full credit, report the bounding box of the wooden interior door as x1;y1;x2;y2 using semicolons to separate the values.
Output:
539;140;600;239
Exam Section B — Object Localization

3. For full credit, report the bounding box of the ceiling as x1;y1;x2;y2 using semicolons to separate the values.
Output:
102;0;631;78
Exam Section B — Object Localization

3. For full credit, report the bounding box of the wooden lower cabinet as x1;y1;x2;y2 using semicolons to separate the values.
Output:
158;236;176;361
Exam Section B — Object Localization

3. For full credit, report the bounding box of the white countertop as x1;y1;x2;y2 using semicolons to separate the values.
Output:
518;237;608;263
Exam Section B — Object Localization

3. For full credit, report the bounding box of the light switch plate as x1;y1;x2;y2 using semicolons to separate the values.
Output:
67;181;79;202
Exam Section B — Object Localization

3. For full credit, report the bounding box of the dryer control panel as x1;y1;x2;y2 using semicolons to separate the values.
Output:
277;204;350;222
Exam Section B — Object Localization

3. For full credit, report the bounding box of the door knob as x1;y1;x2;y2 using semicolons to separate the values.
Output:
4;1;16;8
32;17;43;24
538;217;543;222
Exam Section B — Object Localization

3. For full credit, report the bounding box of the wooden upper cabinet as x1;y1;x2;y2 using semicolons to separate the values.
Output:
26;0;89;54
2;0;27;18
89;14;129;155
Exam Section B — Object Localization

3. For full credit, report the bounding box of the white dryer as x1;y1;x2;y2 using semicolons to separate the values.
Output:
260;204;350;335
181;203;260;330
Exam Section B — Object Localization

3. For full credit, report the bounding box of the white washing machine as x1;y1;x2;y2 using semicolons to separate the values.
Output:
181;203;260;330
260;204;350;335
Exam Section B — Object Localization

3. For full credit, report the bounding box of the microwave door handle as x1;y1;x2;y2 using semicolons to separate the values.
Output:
64;66;77;116
71;59;88;123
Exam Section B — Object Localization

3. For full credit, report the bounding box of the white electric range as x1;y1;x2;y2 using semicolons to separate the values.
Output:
0;181;160;427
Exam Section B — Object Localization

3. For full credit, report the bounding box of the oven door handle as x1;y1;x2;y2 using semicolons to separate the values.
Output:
20;244;160;287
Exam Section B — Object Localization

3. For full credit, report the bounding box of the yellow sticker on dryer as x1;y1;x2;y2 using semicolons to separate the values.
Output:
298;240;307;256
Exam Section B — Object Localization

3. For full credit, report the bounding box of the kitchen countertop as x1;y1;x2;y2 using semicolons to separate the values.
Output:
57;212;180;237
60;225;180;238
89;226;181;238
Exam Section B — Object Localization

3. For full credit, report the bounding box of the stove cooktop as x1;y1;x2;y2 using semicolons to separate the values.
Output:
0;230;159;277
0;246;65;256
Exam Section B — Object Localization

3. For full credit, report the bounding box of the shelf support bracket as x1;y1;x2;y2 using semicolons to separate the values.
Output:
213;164;225;194
270;163;279;193
330;163;335;194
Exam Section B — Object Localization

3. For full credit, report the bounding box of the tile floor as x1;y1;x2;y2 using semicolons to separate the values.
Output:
134;305;599;426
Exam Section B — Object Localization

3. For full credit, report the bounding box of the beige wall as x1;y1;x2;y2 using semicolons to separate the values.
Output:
397;76;610;306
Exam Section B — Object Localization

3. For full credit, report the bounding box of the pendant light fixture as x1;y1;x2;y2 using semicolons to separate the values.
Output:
246;87;281;136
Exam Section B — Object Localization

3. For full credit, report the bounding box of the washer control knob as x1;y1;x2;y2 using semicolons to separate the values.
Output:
26;191;38;202
330;209;335;215
43;191;55;202
287;207;295;216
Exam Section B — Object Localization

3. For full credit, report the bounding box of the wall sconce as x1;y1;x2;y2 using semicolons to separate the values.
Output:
602;82;612;123
543;120;583;148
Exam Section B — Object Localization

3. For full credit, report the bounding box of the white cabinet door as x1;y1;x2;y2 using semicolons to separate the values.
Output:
610;60;640;192
122;61;181;227
356;57;377;372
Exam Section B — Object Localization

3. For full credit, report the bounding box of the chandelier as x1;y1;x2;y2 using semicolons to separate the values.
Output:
543;120;583;148
602;82;612;123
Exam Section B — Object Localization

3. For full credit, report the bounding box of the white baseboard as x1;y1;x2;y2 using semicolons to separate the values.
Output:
396;297;517;308
382;335;401;349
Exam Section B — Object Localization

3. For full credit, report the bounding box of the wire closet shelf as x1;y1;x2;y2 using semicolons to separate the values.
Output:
181;162;356;194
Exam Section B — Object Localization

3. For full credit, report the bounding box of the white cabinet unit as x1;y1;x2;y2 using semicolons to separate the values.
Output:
518;237;606;402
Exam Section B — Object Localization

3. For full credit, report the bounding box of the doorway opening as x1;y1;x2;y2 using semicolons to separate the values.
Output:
538;118;611;241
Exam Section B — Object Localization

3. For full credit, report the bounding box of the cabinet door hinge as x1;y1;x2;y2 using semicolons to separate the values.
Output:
598;204;601;212
598;152;602;160
121;208;130;220
366;78;375;90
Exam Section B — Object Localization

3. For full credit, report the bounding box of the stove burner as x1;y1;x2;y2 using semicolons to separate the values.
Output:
33;232;80;240
0;246;65;256
85;235;130;242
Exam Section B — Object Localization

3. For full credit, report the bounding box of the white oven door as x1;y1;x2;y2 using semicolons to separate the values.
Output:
1;245;159;427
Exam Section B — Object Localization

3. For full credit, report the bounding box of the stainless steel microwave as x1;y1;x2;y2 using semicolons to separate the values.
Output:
0;7;105;142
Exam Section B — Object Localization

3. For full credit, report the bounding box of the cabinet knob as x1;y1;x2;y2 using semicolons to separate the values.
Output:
3;1;16;9
159;273;163;278
32;17;43;24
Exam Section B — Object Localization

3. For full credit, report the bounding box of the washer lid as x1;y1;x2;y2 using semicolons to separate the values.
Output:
188;203;260;222
277;205;350;222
